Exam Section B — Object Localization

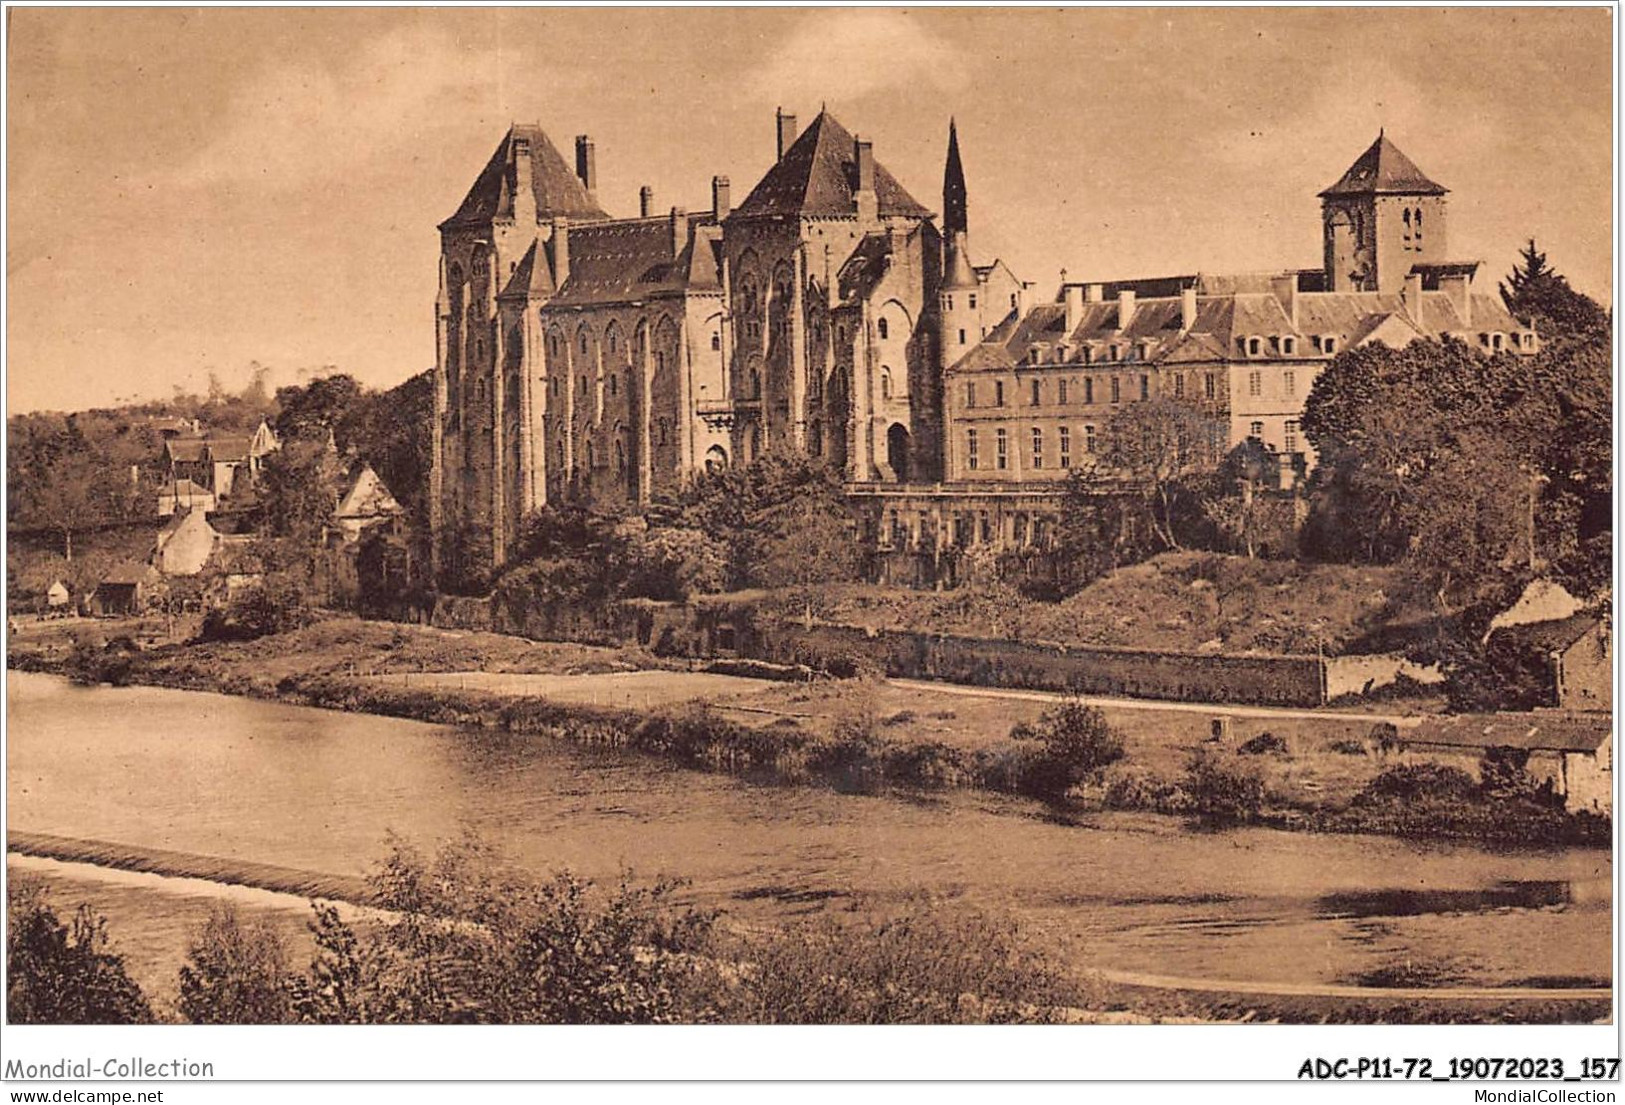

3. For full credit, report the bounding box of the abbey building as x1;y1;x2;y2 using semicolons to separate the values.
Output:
431;113;1538;577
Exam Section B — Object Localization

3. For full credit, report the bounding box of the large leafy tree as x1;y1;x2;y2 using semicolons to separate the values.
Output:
1096;399;1223;551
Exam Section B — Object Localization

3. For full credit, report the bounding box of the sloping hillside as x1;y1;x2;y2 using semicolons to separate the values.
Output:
777;553;1427;656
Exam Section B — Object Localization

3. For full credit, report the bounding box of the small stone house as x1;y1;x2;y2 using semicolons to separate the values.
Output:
153;508;222;577
91;561;158;616
1488;613;1611;714
45;580;70;609
1393;712;1612;815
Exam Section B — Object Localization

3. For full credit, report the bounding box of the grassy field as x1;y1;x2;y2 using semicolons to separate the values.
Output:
715;677;1403;810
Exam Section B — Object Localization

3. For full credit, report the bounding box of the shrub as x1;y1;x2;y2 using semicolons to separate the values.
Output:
178;905;296;1024
709;899;1083;1024
1237;731;1289;756
7;880;152;1024
1327;738;1369;756
1008;698;1126;799
1102;767;1189;814
1183;747;1265;823
1357;762;1479;804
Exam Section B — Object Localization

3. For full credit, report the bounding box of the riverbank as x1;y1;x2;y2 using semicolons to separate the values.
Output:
11;620;1610;845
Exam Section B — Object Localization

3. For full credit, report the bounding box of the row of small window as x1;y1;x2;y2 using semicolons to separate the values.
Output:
1246;368;1298;397
1025;342;1151;366
965;426;1094;472
1238;334;1329;357
965;373;1219;408
1250;420;1301;455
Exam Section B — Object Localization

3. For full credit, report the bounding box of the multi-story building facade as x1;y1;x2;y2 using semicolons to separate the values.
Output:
432;117;1540;581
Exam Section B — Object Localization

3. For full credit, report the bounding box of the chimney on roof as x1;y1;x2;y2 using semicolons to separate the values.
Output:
511;134;536;228
1064;284;1083;335
574;135;597;199
1270;273;1299;329
712;175;731;221
1181;285;1198;333
640;186;654;219
1404;271;1425;329
670;206;687;258
1439;270;1472;326
776;109;797;161
1117;289;1137;331
551;216;571;286
853;137;877;221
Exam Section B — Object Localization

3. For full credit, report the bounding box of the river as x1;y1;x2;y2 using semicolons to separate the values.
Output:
6;671;1612;1005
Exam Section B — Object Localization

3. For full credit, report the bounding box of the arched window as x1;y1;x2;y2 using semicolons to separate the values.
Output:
877;317;889;340
609;373;618;397
1414;207;1423;243
614;440;626;473
880;367;893;400
750;367;762;399
580;332;588;355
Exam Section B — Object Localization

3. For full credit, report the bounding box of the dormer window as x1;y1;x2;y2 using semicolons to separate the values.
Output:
1491;332;1505;351
1029;348;1042;365
1323;336;1337;354
1137;341;1152;361
1247;337;1262;356
1108;344;1120;362
1282;336;1296;355
1081;346;1093;365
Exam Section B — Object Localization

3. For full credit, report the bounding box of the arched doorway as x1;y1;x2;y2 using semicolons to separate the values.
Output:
704;444;729;472
887;423;911;483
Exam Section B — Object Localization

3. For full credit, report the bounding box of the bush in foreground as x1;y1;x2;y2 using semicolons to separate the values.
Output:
163;838;1083;1025
1008;699;1127;799
7;880;152;1024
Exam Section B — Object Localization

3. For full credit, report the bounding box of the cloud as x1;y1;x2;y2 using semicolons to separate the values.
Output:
163;25;509;191
742;10;968;103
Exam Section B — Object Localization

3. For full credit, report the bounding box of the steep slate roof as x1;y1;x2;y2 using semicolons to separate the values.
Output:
335;464;405;521
1490;614;1605;654
165;437;208;464
1403;711;1610;754
206;436;254;463
545;215;720;308
160;477;211;499
441;125;608;231
1320;134;1448;198
731;111;932;221
947;280;1528;374
100;561;157;587
496;239;557;302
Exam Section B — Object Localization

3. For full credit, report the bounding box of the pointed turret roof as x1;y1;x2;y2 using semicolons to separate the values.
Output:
1320;133;1448;198
943;118;968;236
731;110;932;220
441;124;608;231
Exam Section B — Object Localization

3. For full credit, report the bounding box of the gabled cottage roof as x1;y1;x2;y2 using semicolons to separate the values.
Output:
1490;614;1605;654
165;437;208;464
731;111;932;221
441;124;608;231
1320;133;1448;198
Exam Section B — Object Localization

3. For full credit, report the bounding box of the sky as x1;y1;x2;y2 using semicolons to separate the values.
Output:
6;6;1614;414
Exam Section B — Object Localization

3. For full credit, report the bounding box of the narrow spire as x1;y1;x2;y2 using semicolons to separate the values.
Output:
943;117;967;237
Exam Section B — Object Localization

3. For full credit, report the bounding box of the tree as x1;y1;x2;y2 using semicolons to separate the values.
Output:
273;374;366;447
1097;399;1222;551
1008;698;1126;799
7;881;152;1024
1500;240;1610;346
179;905;295;1024
750;493;863;623
259;438;344;543
1053;465;1159;593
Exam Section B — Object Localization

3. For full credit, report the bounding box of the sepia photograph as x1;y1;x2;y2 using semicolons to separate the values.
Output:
2;3;1617;1094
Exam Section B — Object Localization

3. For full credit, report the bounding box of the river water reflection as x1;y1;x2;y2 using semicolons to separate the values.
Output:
6;672;1611;989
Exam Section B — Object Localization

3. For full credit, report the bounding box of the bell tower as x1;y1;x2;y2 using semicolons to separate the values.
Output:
1320;131;1449;293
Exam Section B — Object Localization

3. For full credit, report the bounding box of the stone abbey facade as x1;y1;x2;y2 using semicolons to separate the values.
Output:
431;114;1538;579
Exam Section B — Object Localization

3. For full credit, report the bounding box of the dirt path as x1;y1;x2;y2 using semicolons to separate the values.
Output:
886;678;1427;728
